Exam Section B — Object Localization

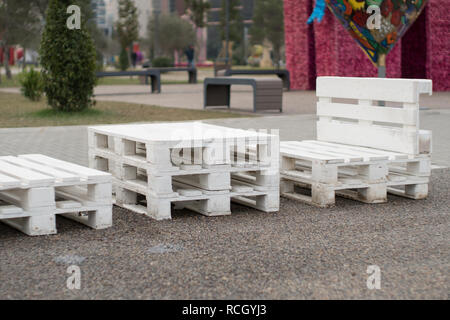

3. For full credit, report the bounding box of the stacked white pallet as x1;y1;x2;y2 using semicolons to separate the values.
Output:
88;122;279;220
0;154;113;236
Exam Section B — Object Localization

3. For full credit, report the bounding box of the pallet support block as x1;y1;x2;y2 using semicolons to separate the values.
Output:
62;206;113;229
2;215;57;236
115;187;138;205
147;197;172;220
87;183;112;202
185;195;231;217
404;183;428;199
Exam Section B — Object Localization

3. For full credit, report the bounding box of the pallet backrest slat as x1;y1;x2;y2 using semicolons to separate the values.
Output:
315;77;432;155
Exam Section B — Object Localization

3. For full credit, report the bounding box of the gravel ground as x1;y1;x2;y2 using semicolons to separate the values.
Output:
0;169;448;300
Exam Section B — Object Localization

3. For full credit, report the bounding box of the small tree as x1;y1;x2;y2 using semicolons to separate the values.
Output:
219;0;243;43
147;14;196;57
40;0;97;112
119;47;129;71
0;0;40;81
19;67;44;101
249;0;285;67
184;0;210;60
116;0;139;69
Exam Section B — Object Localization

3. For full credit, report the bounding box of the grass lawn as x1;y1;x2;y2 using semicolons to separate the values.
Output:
0;92;247;128
0;75;21;88
97;77;199;85
0;74;197;87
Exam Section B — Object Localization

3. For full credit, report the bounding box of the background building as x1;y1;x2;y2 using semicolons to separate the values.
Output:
92;0;107;33
135;0;153;38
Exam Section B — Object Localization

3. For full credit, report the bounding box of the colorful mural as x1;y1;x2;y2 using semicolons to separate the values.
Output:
326;0;429;66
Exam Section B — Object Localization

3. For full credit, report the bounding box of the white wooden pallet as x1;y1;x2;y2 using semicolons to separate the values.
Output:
114;177;278;220
0;154;112;236
280;141;432;207
90;153;278;192
280;141;389;207
88;122;278;171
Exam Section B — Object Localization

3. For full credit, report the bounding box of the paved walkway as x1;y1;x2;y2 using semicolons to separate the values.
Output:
3;84;449;115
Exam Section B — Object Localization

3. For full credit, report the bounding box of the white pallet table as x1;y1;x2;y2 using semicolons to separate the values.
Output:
88;122;279;218
88;122;278;170
0;155;112;236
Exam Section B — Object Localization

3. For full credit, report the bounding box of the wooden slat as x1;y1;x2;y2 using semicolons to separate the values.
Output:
317;101;418;125
0;172;22;190
316;77;432;103
305;140;407;160
317;120;418;154
281;141;345;163
0;156;80;184
0;160;54;187
282;141;362;163
297;141;387;162
20;154;110;182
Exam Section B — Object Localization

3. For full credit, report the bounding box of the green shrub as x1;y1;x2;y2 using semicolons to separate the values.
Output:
119;47;129;71
152;56;174;68
19;68;44;101
40;0;97;112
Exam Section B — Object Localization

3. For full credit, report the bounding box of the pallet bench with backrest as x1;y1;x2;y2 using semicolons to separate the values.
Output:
280;76;433;207
96;70;161;93
204;77;283;113
224;69;290;90
0;154;113;236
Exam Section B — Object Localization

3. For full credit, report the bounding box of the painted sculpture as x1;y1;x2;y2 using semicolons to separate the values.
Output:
309;0;429;68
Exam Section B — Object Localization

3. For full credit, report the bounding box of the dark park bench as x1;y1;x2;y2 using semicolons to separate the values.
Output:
96;70;161;93
204;77;283;113
151;67;197;84
223;69;291;90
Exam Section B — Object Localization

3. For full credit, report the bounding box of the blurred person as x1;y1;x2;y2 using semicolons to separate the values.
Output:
185;45;195;68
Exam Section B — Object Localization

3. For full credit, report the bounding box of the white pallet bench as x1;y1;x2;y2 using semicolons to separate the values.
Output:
281;77;432;207
88;122;279;219
0;154;112;236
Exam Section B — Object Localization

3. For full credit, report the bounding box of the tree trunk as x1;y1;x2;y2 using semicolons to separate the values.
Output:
129;44;134;69
22;48;27;71
273;44;281;69
4;47;12;79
